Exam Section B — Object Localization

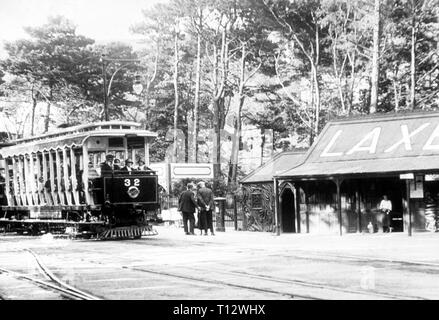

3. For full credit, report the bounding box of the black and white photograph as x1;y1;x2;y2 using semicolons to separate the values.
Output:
0;0;439;309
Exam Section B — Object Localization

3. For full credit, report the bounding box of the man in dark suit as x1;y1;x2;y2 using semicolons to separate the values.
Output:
178;183;200;235
197;181;215;235
100;154;114;176
121;159;135;174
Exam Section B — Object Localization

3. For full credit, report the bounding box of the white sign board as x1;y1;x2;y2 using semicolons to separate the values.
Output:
425;174;439;181
170;163;214;179
400;173;414;180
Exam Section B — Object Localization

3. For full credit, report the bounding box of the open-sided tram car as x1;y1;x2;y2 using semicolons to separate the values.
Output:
0;121;161;239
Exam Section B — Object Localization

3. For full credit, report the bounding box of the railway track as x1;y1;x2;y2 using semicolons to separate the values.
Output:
70;246;437;300
127;264;426;300
0;249;101;300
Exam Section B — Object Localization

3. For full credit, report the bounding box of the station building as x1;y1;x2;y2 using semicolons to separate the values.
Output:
240;150;306;232
242;112;439;235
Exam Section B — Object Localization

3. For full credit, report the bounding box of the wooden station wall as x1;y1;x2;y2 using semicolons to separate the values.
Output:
242;177;435;234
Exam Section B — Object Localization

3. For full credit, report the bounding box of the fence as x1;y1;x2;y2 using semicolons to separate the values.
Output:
160;194;244;230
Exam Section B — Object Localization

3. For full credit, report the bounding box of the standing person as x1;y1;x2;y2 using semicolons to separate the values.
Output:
178;183;200;235
137;159;153;173
113;159;122;170
197;181;215;236
100;154;114;176
379;195;392;233
121;159;135;174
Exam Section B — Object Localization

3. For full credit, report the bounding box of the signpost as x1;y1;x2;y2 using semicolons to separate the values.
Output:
170;163;214;179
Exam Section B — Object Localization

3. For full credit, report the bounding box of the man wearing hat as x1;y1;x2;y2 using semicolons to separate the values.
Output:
121;158;135;174
100;154;114;175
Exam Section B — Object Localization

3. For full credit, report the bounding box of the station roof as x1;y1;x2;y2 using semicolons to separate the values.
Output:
277;112;439;179
241;149;306;184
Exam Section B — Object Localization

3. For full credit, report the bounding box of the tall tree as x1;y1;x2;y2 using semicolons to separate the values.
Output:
1;16;95;132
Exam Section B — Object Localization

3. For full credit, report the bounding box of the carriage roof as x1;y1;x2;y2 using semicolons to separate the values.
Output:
0;121;157;158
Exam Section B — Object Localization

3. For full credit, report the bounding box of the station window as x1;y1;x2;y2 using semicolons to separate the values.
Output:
251;192;263;209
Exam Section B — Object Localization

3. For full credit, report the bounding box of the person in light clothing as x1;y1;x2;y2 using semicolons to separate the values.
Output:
379;195;392;233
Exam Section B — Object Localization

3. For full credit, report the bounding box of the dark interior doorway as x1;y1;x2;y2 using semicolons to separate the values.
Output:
281;188;296;233
366;177;404;232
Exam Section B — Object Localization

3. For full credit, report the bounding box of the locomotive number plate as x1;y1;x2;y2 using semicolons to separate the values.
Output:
104;176;158;204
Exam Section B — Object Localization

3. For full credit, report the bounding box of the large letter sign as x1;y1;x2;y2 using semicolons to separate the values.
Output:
346;127;381;155
423;124;439;150
320;130;343;157
385;123;430;153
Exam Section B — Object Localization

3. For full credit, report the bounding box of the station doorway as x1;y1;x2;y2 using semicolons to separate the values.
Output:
281;188;296;233
358;177;405;232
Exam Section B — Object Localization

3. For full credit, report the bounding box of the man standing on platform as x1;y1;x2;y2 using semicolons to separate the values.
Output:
197;181;215;236
178;183;200;235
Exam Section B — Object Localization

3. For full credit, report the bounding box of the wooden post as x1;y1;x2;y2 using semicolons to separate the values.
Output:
62;148;72;205
293;183;301;233
28;154;38;205
11;157;21;206
304;184;310;233
82;145;91;205
55;150;65;205
17;156;27;206
49;151;59;205
356;187;362;233
144;137;150;167
70;148;79;205
35;153;43;205
274;177;280;236
123;137;128;163
233;194;238;231
406;180;412;237
41;152;52;205
335;178;343;236
24;155;30;205
3;158;13;206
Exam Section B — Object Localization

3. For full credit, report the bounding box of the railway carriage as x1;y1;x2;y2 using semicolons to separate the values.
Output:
0;121;161;239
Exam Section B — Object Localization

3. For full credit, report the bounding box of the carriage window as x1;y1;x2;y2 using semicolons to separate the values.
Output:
127;136;144;147
108;137;124;148
251;192;263;209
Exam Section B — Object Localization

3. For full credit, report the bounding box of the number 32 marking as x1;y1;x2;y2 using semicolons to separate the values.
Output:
124;179;140;187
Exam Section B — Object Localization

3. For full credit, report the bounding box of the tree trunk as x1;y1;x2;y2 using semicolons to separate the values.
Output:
229;43;246;190
410;0;417;110
230;95;245;191
370;0;381;114
44;86;52;133
173;30;179;163
192;11;203;163
260;128;265;166
393;80;400;112
213;98;222;194
144;42;159;130
312;63;320;134
31;86;37;136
